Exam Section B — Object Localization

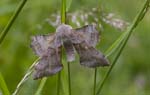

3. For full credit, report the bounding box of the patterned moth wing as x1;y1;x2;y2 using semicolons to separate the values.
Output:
74;24;99;47
33;47;63;79
31;34;62;79
55;24;75;62
70;24;109;67
74;41;109;68
30;34;55;56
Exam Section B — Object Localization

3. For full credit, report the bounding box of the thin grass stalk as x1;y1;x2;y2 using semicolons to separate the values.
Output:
67;62;71;95
34;78;47;95
57;72;61;95
96;0;150;95
61;0;66;24
0;72;10;95
93;68;97;95
57;0;67;95
0;0;27;45
12;58;39;95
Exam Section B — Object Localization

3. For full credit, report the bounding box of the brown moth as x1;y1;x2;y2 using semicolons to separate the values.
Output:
31;24;109;79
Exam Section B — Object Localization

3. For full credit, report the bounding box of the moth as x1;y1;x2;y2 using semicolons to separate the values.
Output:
31;24;109;79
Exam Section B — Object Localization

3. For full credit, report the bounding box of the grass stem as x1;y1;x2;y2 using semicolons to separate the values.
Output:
57;72;61;95
67;63;71;95
0;0;27;45
93;68;97;95
34;78;47;95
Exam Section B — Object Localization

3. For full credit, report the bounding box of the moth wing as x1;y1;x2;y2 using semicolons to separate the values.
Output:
74;42;109;68
33;48;63;79
74;24;100;47
30;34;56;57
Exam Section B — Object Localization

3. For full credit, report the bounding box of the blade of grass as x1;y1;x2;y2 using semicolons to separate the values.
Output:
96;0;150;95
12;58;39;95
61;0;66;24
0;72;10;95
0;0;27;45
57;0;72;95
67;62;71;95
34;78;47;95
57;71;61;95
57;0;67;94
93;68;97;95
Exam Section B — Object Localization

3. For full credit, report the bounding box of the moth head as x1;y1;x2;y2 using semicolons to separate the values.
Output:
56;24;73;42
56;24;72;33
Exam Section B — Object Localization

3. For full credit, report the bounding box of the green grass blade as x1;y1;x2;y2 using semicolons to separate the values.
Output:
34;78;47;95
96;0;150;95
93;68;97;95
57;72;61;95
67;63;71;95
61;0;66;24
57;0;67;94
0;0;27;45
57;0;72;95
0;72;10;95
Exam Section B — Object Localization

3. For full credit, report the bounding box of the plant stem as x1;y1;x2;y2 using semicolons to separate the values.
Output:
96;0;150;95
67;62;71;95
0;72;10;95
57;72;61;95
0;0;27;45
34;78;47;95
93;68;97;95
12;58;39;95
61;0;66;24
57;0;72;95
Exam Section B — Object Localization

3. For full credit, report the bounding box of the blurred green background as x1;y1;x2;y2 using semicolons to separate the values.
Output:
0;0;150;95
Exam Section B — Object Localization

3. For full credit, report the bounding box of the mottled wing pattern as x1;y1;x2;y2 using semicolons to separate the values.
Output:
74;41;109;68
75;24;99;47
33;47;62;79
31;34;62;79
30;34;55;56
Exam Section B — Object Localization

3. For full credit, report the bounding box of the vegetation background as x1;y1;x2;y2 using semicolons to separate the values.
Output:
0;0;150;95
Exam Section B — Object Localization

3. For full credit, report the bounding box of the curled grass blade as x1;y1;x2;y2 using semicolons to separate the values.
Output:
96;0;150;95
0;0;27;45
